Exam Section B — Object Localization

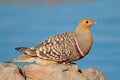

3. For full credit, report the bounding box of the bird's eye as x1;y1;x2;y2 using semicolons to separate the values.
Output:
86;21;88;23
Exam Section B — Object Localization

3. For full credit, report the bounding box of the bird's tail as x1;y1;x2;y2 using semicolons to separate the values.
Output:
5;54;36;63
15;47;28;52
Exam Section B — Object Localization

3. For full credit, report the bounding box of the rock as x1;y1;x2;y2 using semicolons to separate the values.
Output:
0;63;25;80
0;63;106;80
81;68;106;80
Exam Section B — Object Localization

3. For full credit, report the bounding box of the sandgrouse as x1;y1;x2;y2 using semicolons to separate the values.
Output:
7;18;95;65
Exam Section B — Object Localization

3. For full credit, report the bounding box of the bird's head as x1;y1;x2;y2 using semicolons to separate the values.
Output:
76;18;95;31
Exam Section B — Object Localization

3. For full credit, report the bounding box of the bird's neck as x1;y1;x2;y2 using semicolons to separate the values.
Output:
75;26;92;39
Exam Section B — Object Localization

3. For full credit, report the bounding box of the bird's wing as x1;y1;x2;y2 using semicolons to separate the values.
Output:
33;32;75;62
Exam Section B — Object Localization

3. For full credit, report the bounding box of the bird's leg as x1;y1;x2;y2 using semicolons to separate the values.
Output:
70;62;77;65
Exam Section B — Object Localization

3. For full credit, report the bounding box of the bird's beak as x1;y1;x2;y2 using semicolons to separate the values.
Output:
94;21;97;24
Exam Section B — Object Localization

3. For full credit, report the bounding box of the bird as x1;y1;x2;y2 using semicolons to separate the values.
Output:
7;18;95;65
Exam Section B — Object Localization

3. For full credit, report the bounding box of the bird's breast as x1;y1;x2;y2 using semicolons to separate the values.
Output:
73;31;93;59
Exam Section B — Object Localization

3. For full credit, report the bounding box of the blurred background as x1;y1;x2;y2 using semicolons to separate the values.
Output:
0;0;120;80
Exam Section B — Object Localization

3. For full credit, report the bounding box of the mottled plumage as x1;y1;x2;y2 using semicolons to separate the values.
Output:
7;18;95;65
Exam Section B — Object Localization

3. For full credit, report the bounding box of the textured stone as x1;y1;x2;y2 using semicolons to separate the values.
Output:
0;63;25;80
0;63;106;80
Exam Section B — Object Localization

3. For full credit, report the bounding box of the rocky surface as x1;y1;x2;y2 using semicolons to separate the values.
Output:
0;63;105;80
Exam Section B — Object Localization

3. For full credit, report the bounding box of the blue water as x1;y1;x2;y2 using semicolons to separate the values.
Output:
0;0;120;80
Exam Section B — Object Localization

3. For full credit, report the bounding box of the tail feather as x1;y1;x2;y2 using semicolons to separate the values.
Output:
15;47;28;52
5;60;12;63
5;54;36;63
15;47;37;57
